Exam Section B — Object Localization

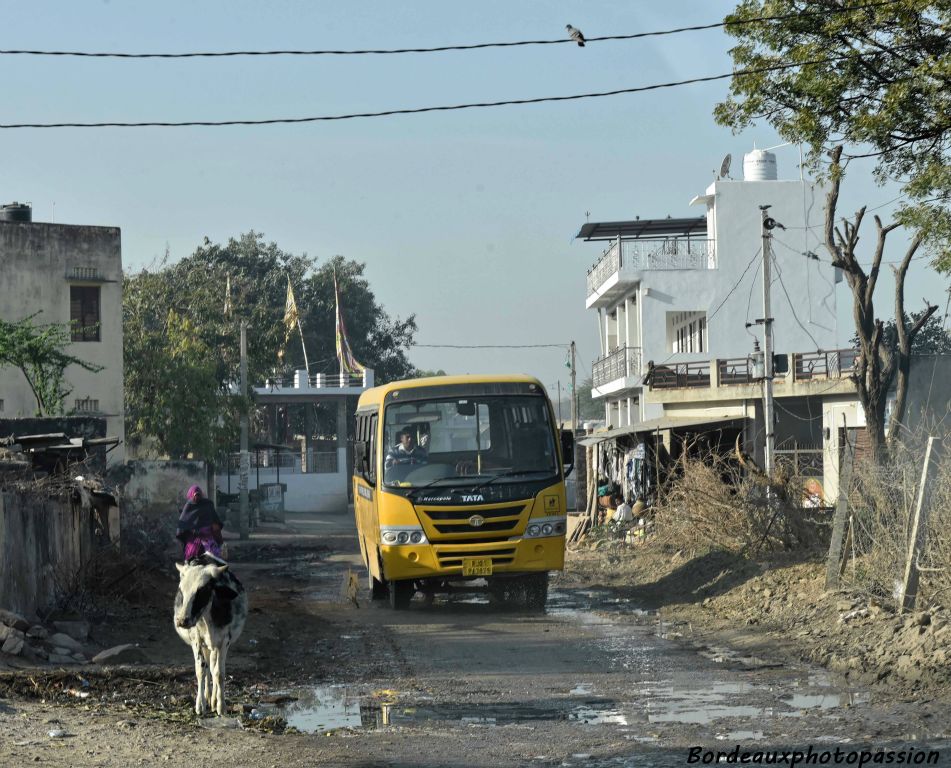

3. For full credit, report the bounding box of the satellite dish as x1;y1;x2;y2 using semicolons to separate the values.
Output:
719;153;732;179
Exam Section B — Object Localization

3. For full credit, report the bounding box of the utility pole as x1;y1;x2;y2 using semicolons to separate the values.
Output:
239;320;250;541
557;380;563;425
759;207;778;482
570;341;578;432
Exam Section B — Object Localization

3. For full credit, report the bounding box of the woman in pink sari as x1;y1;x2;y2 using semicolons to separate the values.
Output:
175;485;225;560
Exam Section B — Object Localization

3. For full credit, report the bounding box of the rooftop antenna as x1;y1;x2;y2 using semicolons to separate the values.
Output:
719;153;732;180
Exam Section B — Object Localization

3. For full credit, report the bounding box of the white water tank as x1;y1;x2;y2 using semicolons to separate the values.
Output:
743;149;778;181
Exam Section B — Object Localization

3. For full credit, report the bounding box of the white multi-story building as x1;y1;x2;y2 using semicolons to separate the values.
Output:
581;150;841;430
579;151;870;502
0;202;125;462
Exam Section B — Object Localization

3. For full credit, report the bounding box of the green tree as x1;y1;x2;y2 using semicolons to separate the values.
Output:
577;377;603;422
715;0;949;459
852;311;951;355
123;302;227;459
123;233;417;457
414;369;447;378
716;0;951;268
0;314;103;416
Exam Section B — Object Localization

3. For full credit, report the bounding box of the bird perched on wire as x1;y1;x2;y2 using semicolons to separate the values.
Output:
566;24;586;47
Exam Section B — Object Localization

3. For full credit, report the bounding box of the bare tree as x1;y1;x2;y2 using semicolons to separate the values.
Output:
824;147;938;461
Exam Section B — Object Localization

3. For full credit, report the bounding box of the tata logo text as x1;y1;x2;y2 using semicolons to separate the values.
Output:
459;494;484;503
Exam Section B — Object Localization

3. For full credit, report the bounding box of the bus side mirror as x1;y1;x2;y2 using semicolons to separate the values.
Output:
354;440;372;484
560;430;575;477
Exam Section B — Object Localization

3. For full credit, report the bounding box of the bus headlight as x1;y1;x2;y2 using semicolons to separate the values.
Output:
524;519;566;538
380;528;427;546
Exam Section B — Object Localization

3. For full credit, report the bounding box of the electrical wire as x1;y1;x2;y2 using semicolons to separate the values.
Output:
0;49;914;129
0;2;901;60
709;248;762;325
744;259;761;340
639;247;762;382
771;253;823;351
413;343;568;349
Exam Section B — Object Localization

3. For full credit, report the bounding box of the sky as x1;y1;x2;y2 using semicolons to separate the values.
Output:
2;1;948;396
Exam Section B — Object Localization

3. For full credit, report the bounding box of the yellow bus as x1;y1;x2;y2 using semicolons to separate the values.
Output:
352;374;575;610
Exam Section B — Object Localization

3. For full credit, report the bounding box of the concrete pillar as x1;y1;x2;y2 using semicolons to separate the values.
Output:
336;398;349;496
336;398;347;449
304;404;314;473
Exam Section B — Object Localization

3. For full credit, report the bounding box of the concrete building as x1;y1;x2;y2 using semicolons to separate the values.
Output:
582;150;840;430
0;202;125;463
219;368;375;513
578;150;865;504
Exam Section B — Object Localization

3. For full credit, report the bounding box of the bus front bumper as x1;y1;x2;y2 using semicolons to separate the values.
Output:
381;536;565;581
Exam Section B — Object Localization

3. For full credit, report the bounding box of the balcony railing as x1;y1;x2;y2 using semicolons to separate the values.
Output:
649;360;712;390
262;370;374;391
718;357;754;386
593;346;643;388
586;238;716;295
586;244;621;296
645;349;859;392
792;349;857;381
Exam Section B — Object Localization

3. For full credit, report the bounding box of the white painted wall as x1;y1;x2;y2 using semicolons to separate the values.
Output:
591;173;839;428
0;219;125;462
220;447;349;513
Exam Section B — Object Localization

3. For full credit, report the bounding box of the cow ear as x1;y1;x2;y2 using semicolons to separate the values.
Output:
175;562;186;574
215;585;238;600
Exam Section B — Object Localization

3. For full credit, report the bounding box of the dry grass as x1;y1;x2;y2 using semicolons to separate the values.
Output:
842;428;951;605
652;449;826;557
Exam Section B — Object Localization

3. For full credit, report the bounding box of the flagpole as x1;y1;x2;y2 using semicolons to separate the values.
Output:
297;316;310;373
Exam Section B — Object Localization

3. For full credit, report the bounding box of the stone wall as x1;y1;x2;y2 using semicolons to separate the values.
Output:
117;460;211;522
0;491;98;617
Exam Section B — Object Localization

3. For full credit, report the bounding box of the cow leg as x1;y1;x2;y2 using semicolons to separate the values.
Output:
191;643;207;715
215;643;230;716
201;645;213;711
209;645;223;716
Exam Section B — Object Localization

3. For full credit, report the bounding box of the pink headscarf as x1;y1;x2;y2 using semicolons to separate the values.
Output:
187;485;203;502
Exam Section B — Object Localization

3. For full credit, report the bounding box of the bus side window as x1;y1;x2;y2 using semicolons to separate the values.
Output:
354;416;366;476
367;414;378;486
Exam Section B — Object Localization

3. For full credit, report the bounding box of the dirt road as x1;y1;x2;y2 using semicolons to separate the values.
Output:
1;509;950;767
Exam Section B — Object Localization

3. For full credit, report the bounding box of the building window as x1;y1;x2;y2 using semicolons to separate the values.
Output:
74;397;100;413
70;286;101;341
668;310;707;354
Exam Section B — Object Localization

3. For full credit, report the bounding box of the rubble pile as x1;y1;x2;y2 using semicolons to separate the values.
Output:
563;545;951;697
0;608;148;668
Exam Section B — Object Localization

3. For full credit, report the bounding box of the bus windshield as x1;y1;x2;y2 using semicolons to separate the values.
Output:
382;395;557;488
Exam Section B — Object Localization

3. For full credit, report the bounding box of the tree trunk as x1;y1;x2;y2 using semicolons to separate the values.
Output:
887;235;937;442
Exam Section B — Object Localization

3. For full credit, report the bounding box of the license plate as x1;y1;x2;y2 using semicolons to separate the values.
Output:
462;557;493;576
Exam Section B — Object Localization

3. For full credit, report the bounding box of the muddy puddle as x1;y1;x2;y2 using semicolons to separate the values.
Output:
275;675;867;735
275;589;870;736
276;686;633;732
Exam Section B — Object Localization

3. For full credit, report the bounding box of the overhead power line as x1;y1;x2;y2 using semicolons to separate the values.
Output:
0;2;900;60
0;50;909;129
414;343;568;349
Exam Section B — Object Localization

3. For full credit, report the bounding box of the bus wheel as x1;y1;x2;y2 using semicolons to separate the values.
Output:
369;572;388;600
389;579;414;610
523;573;549;612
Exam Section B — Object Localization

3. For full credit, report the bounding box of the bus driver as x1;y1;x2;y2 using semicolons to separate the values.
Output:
385;427;429;470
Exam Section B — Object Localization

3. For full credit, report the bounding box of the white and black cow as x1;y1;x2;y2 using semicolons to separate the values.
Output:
174;554;247;716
